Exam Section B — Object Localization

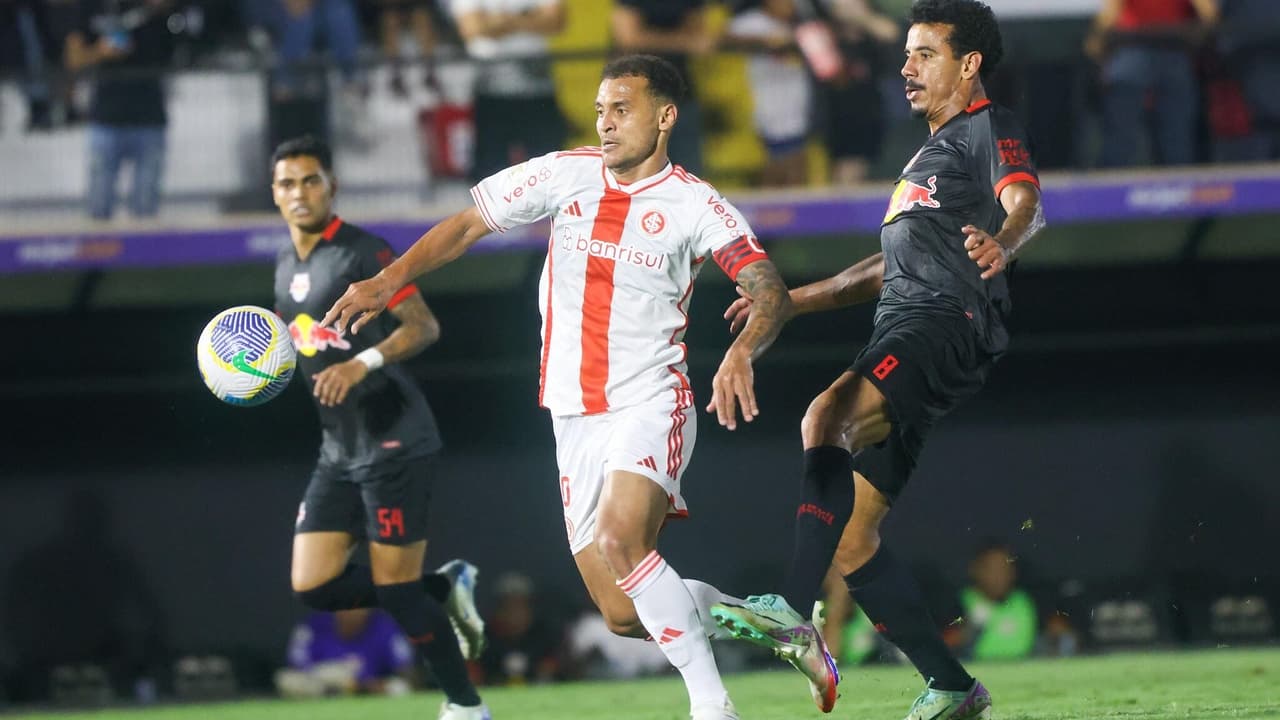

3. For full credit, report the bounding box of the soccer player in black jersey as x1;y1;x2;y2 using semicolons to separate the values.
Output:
270;136;490;720
712;2;1045;718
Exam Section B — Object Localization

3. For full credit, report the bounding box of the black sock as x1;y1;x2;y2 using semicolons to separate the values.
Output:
295;564;452;610
422;572;452;604
845;546;972;691
375;581;481;707
296;564;377;611
781;446;855;613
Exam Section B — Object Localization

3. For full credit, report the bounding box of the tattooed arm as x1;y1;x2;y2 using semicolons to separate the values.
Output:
707;259;794;430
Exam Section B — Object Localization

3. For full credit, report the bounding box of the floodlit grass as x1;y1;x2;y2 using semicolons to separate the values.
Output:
14;647;1280;720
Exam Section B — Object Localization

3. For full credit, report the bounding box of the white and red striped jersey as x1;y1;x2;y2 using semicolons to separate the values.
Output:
471;147;769;416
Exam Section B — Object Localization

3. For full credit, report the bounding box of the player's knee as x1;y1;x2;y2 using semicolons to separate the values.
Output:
593;528;640;575
834;527;881;575
801;391;855;449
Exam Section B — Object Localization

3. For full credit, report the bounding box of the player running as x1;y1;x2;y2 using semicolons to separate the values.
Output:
711;2;1045;718
270;136;491;720
322;55;836;720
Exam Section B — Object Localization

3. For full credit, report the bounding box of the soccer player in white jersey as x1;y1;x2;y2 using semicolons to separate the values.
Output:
323;54;839;719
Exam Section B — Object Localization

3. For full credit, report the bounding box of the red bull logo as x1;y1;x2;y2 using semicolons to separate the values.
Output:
288;313;351;356
884;174;941;223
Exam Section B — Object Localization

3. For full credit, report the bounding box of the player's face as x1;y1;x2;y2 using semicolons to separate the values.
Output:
901;23;975;120
272;155;336;234
595;76;675;173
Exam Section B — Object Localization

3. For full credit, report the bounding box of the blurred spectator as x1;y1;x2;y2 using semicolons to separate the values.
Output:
953;541;1037;661
276;608;415;697
266;0;363;96
725;0;813;187
0;0;56;131
1213;0;1280;161
610;0;716;175
1085;0;1220;167
816;0;898;185
478;572;563;685
372;0;445;98
443;0;567;182
565;610;669;680
65;0;176;220
1;490;166;704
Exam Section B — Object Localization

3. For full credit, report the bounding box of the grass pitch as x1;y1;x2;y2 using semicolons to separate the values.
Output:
13;647;1279;720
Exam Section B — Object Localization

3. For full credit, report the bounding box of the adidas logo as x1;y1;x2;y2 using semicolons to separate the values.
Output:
636;456;657;471
564;200;583;217
657;626;685;645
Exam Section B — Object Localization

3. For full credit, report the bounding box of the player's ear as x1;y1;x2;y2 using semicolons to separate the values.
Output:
961;50;983;81
658;102;678;133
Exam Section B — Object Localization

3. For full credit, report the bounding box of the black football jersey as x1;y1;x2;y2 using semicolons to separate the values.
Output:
878;99;1040;356
274;217;442;469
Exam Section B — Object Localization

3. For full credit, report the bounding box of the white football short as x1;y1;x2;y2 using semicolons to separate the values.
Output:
551;388;696;555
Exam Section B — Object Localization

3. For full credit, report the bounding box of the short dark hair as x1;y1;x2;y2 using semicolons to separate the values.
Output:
908;0;1004;78
601;54;687;104
270;135;333;172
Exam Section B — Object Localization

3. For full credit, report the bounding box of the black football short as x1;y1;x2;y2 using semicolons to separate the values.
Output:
295;454;435;545
849;309;995;503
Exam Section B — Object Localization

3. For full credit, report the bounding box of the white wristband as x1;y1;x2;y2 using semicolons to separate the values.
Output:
355;347;384;371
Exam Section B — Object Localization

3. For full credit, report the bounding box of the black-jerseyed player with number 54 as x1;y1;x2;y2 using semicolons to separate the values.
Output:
712;2;1045;719
269;136;491;720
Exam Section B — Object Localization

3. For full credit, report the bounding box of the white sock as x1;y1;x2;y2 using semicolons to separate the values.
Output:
619;551;729;708
683;579;743;640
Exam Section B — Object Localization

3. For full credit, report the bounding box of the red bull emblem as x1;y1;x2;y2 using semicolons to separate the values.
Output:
288;313;352;356
884;174;941;223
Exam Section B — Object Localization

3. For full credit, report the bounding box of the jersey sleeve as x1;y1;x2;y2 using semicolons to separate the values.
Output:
981;110;1040;199
692;189;769;280
357;236;419;310
470;151;560;233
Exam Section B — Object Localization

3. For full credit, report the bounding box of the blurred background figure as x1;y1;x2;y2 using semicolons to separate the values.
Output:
952;541;1038;662
277;607;415;697
815;0;897;185
478;573;564;686
0;0;56;131
725;0;812;187
1212;0;1280;161
372;0;445;99
65;0;176;219
1085;0;1220;167
2;490;166;706
564;608;670;680
443;0;567;182
610;0;716;175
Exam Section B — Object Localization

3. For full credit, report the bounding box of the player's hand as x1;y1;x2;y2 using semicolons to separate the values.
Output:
706;348;757;431
322;273;395;334
311;359;368;407
963;225;1010;280
723;286;754;335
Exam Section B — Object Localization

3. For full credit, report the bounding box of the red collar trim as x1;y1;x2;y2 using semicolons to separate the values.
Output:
320;216;343;241
966;98;992;113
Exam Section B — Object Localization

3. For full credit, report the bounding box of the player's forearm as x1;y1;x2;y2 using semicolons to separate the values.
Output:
374;318;438;365
993;202;1045;260
379;208;490;289
791;253;884;314
730;261;794;361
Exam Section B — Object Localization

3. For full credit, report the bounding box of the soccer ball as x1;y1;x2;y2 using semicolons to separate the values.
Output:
196;305;296;406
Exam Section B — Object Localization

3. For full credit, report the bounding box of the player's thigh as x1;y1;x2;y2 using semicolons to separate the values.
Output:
292;532;357;592
357;454;434;548
803;370;892;450
831;471;892;576
572;542;645;638
292;463;362;591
